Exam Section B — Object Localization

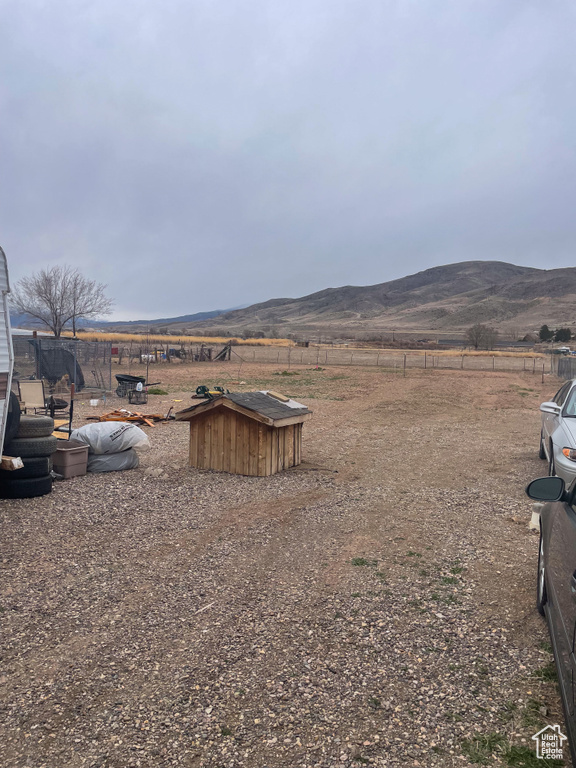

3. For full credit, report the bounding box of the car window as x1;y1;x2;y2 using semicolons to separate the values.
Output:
554;382;572;406
564;387;576;416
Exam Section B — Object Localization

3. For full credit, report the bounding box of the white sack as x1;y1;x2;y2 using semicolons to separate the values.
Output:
71;422;150;454
87;448;140;473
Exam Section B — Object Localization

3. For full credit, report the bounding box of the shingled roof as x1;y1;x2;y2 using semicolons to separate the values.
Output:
175;391;311;426
226;392;309;420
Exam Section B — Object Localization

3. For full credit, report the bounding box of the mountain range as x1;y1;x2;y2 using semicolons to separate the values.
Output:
110;261;574;337
16;261;575;337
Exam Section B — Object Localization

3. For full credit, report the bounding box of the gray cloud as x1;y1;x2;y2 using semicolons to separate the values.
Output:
2;0;575;319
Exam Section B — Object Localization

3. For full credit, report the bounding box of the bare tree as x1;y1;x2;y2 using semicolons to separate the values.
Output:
11;265;113;337
466;323;499;350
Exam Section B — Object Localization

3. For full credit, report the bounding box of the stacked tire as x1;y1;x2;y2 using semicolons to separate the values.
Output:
1;413;57;499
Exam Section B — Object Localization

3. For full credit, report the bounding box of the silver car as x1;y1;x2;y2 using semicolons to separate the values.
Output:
540;379;576;485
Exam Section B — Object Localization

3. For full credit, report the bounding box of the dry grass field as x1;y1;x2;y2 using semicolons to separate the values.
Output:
0;362;569;767
72;332;292;346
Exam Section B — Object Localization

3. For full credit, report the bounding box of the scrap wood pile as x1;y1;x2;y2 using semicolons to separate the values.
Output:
86;408;174;427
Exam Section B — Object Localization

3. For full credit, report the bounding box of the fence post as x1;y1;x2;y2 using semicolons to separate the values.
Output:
542;361;545;384
377;352;380;366
492;356;495;371
403;354;407;377
461;355;464;369
533;358;536;374
424;352;427;369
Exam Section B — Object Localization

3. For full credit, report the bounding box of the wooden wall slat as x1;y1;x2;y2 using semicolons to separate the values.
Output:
279;427;285;470
233;415;241;474
265;426;273;476
230;413;237;473
202;417;212;469
281;426;288;469
294;424;299;466
248;420;258;475
192;418;201;467
222;412;233;473
270;428;278;474
197;417;206;468
210;412;219;470
239;417;250;475
189;424;198;466
257;424;265;476
210;411;223;471
217;411;225;471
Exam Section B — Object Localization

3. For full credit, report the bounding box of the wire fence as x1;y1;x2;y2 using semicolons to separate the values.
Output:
225;345;556;375
12;336;112;393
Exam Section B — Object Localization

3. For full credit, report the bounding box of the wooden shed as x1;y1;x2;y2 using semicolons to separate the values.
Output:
175;391;312;476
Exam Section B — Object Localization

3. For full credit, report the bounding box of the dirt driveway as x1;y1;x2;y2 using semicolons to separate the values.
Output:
0;363;567;767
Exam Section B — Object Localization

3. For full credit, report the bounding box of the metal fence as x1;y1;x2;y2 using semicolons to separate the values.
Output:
228;345;556;374
12;336;112;392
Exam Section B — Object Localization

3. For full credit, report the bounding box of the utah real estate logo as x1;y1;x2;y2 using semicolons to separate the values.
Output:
532;724;567;760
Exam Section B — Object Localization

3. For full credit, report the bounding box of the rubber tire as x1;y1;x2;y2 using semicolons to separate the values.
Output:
0;456;52;480
548;443;556;476
0;474;53;499
17;414;54;438
537;531;547;616
4;391;21;445
539;432;547;460
5;435;58;458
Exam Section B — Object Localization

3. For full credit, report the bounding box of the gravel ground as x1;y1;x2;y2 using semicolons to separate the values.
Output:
0;363;569;767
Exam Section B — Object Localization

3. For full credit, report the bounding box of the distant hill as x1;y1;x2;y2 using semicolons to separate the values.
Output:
102;309;227;331
185;261;576;335
11;308;234;334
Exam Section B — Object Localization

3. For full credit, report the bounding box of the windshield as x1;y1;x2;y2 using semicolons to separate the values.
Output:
563;387;576;417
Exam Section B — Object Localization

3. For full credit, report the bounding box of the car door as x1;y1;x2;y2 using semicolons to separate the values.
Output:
546;490;576;714
543;382;572;452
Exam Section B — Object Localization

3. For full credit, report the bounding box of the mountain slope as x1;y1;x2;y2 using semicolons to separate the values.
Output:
189;261;573;333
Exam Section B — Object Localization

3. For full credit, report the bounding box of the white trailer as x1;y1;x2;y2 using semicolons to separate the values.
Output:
0;247;14;453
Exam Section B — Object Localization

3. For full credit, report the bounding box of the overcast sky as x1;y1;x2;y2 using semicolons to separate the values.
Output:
2;1;575;320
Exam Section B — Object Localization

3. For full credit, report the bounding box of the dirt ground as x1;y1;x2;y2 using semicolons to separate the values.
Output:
0;362;568;767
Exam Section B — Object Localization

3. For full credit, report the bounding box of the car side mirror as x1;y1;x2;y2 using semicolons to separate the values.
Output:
540;401;562;415
525;476;566;502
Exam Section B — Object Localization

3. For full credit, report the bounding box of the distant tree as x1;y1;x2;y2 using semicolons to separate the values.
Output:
554;327;572;343
11;265;113;338
67;269;114;336
466;324;484;349
539;324;554;342
466;324;499;350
